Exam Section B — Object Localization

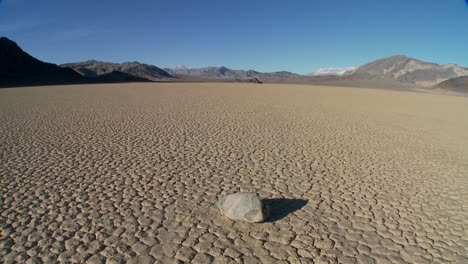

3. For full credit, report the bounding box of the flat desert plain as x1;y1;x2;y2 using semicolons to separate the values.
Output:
1;83;468;264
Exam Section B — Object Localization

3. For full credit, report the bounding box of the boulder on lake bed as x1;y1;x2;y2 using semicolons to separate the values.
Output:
217;192;270;223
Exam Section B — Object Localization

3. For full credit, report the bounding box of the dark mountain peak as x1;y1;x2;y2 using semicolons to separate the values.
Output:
0;36;52;71
0;37;28;56
0;37;88;87
0;36;18;46
216;66;229;74
200;65;229;71
0;36;11;43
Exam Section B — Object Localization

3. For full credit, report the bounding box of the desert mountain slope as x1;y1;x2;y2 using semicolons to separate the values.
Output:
352;55;468;86
95;71;153;83
62;60;173;81
0;37;87;87
434;76;468;93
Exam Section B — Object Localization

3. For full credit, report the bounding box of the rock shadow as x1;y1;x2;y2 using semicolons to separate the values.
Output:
263;198;308;222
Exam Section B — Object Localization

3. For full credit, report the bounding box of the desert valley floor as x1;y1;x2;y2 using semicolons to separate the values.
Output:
1;83;467;264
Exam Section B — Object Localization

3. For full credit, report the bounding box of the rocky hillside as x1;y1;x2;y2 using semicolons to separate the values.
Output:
0;37;87;87
95;71;153;83
62;60;173;81
434;76;468;93
351;55;468;86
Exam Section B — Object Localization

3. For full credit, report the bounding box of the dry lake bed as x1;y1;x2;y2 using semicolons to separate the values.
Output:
1;83;468;263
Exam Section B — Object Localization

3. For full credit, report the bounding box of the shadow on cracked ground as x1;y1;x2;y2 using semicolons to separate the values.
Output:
263;198;308;222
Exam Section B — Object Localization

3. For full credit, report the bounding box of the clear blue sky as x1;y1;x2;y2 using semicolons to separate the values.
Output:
1;0;467;74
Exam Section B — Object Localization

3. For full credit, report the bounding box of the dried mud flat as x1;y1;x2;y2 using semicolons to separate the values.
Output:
1;83;468;264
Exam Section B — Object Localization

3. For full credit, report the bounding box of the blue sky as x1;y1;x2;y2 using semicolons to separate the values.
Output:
1;0;467;74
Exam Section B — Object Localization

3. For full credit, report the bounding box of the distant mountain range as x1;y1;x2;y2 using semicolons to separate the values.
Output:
61;60;173;81
164;65;299;82
1;37;467;93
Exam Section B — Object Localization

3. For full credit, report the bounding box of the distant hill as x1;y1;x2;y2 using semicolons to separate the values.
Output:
164;65;299;82
95;71;153;83
434;76;468;93
0;37;88;87
351;55;468;87
62;60;173;81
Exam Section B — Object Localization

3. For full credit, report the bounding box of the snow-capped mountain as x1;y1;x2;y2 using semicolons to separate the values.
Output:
309;66;357;76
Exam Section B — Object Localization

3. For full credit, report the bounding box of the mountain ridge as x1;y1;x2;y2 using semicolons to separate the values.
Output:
2;36;467;92
61;60;173;81
0;37;158;88
351;55;468;86
164;65;300;82
434;76;468;93
0;37;88;87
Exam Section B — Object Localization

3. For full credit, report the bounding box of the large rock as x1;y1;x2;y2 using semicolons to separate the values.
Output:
217;192;269;223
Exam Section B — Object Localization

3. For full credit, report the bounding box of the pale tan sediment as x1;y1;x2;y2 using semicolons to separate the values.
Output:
1;83;467;263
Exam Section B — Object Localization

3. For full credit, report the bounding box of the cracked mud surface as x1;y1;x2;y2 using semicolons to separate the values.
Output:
1;83;468;263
